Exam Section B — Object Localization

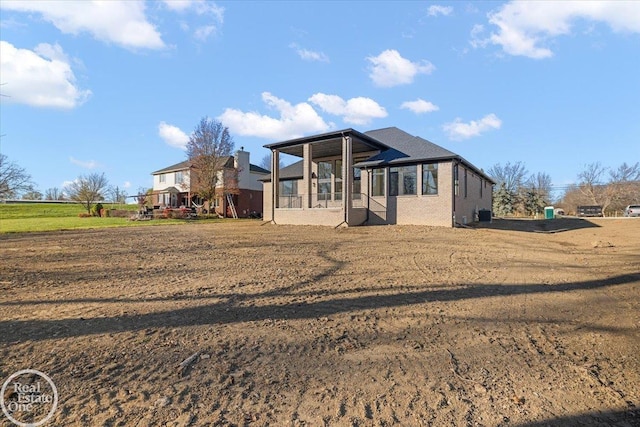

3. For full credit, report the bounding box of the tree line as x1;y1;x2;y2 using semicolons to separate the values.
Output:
1;116;238;214
1;153;143;212
489;161;640;217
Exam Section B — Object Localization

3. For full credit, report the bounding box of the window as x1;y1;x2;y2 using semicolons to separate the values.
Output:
352;167;361;199
480;179;483;198
159;173;166;183
389;165;417;196
454;165;459;196
464;169;468;198
318;161;332;200
372;168;385;197
422;164;438;195
335;159;343;200
175;171;183;185
279;180;298;196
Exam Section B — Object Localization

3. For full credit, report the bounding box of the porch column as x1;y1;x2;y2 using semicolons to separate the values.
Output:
271;149;280;210
302;143;313;209
342;135;353;224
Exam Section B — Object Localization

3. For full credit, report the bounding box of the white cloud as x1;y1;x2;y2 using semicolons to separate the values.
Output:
0;41;91;109
194;25;216;41
219;92;331;141
290;43;329;62
69;157;99;169
400;99;439;114
480;1;640;59
61;179;76;189
367;49;435;87
2;0;165;50
443;114;502;140
123;181;132;189
308;93;387;125
427;5;453;17
158;121;190;149
163;0;224;41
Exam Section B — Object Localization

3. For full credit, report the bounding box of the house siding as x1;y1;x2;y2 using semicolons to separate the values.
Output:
453;164;492;225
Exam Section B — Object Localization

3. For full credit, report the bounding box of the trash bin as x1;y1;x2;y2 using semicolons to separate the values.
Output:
478;209;491;222
544;206;554;219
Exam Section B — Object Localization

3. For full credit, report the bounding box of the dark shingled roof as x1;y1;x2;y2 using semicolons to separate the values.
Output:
153;158;269;176
362;127;457;165
259;160;303;181
262;126;495;184
250;164;270;174
152;160;190;175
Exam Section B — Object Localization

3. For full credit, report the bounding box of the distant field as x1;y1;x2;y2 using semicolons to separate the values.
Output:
0;203;181;233
0;202;137;219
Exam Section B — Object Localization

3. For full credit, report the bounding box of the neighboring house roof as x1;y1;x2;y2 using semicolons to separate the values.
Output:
152;158;269;176
152;160;190;175
250;164;270;174
262;126;495;184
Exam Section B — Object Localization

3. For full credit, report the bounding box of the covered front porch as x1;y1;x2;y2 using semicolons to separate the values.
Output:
264;129;387;227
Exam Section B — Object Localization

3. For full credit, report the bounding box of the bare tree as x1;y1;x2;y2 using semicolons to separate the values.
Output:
577;162;607;205
65;173;109;213
135;187;151;209
607;162;640;213
259;153;285;172
45;187;65;200
109;185;128;204
21;186;43;200
488;161;528;194
0;154;33;198
186;117;235;206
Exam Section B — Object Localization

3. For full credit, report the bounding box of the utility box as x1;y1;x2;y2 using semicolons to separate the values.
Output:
544;206;555;219
478;209;492;222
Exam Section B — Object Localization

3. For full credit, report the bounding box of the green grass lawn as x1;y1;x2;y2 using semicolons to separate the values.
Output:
0;202;137;219
0;203;183;233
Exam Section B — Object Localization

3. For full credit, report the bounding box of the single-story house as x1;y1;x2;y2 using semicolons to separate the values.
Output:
152;148;269;218
262;127;495;227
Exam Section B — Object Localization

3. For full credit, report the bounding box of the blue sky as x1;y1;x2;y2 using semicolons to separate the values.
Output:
1;0;639;198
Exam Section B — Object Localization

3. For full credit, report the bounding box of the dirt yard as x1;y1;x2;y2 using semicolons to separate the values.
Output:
1;218;639;426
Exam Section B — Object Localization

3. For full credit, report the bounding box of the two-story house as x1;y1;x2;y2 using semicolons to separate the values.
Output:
151;148;269;218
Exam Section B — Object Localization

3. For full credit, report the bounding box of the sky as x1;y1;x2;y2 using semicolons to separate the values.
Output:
1;0;639;199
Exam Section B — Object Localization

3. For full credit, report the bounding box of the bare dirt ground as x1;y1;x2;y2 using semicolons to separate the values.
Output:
1;218;639;426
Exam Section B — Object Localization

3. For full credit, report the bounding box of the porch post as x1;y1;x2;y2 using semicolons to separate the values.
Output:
271;149;280;210
302;143;312;209
342;135;353;224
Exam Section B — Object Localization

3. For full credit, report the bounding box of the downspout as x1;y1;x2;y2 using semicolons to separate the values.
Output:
365;167;370;224
452;160;458;227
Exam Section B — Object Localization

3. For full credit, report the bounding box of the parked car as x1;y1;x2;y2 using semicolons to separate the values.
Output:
624;205;640;217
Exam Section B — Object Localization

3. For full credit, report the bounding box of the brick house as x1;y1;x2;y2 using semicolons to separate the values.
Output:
152;149;269;218
262;127;494;227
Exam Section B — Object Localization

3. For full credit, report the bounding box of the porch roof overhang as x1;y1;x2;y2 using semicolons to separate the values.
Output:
264;128;389;158
158;186;183;194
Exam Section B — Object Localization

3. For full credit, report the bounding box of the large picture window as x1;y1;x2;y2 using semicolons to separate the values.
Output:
389;165;417;196
279;180;298;196
318;161;332;201
352;167;361;199
372;168;385;197
422;164;438;195
335;159;343;201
